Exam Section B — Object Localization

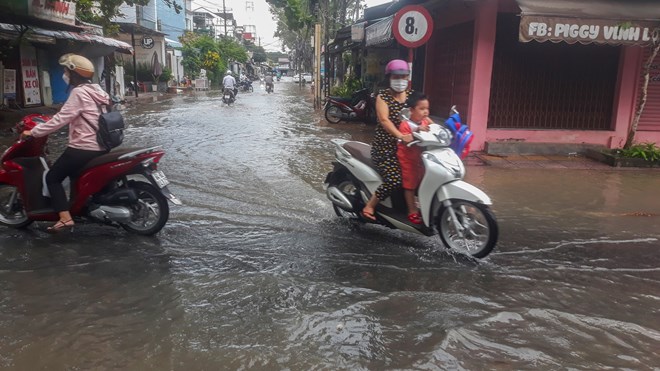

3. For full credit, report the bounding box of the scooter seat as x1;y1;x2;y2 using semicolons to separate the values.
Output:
81;147;142;171
342;141;376;170
328;96;352;104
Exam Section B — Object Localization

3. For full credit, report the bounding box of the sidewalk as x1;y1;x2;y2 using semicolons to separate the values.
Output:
472;152;622;170
0;92;168;132
0;105;61;132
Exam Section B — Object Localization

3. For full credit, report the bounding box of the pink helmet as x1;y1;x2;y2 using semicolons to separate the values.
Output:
385;59;409;75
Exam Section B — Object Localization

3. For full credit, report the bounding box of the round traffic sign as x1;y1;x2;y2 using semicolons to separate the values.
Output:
393;5;434;48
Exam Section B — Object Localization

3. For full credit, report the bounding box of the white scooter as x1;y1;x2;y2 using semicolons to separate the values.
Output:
324;108;498;258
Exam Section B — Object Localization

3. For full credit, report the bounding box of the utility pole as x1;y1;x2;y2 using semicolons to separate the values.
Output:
131;28;138;98
222;0;227;37
314;23;321;109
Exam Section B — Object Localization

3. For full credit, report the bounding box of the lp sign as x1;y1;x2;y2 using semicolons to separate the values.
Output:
393;5;434;48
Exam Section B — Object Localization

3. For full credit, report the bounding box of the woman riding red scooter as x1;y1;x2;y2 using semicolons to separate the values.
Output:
21;53;110;232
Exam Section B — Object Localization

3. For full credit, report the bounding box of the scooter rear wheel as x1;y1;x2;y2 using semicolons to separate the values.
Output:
0;184;32;229
331;179;360;219
437;200;498;258
325;106;343;124
120;181;169;235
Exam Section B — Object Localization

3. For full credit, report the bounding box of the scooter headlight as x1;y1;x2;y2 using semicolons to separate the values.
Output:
424;150;465;178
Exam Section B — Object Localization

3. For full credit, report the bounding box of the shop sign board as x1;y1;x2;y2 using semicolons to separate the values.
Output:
20;45;42;106
365;15;394;46
142;36;155;49
3;69;17;101
28;0;76;26
520;15;660;46
351;22;366;42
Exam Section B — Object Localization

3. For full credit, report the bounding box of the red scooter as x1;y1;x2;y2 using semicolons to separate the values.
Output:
0;114;181;235
324;88;376;124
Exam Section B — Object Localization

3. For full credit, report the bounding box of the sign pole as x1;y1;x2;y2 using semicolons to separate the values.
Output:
408;47;413;89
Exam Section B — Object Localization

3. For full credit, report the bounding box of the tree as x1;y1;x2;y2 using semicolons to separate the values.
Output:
626;28;660;149
245;42;268;63
268;0;315;77
268;0;363;85
218;37;249;65
75;0;182;35
181;33;225;83
180;33;250;87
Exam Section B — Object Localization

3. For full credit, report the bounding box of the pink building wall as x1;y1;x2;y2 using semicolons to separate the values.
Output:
426;0;660;151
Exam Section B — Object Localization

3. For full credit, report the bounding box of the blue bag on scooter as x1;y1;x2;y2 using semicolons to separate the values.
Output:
444;113;473;159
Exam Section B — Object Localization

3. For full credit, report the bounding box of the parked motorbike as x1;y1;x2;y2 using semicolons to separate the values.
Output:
0;114;181;235
222;87;236;104
239;80;254;92
324;88;376;124
323;108;498;258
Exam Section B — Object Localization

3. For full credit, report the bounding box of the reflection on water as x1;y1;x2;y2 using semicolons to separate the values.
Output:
0;83;659;369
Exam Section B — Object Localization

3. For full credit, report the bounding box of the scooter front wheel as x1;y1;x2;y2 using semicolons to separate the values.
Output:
0;184;32;229
325;106;343;124
437;200;498;258
120;181;169;235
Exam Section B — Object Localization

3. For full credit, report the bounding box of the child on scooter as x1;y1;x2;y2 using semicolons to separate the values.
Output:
398;92;430;225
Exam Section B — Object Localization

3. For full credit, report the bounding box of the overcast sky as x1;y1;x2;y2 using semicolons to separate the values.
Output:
192;0;393;52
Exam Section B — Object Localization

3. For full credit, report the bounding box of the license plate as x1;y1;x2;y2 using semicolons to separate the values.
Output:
152;170;170;188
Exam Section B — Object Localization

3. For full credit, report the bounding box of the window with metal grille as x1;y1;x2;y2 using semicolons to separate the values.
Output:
638;47;660;131
425;21;474;121
488;14;620;130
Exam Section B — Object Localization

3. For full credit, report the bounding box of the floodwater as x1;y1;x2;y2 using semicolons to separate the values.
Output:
0;80;659;369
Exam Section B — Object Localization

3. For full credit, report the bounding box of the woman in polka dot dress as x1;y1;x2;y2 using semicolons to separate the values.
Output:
362;59;414;221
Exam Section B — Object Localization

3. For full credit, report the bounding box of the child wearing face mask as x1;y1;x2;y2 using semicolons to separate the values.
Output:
398;92;430;225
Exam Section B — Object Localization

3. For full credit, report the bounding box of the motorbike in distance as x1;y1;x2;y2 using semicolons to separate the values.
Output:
222;87;236;104
324;107;498;258
239;79;254;92
0;114;181;235
265;82;274;93
324;88;376;124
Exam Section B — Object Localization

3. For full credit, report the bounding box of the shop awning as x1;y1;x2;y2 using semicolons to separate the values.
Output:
0;23;133;53
165;37;182;48
365;15;394;46
517;0;660;46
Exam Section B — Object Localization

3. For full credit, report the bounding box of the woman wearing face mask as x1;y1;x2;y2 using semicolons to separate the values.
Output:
21;53;110;232
361;59;414;221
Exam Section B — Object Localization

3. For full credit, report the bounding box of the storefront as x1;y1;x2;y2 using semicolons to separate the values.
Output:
113;24;167;92
0;1;133;107
421;0;660;151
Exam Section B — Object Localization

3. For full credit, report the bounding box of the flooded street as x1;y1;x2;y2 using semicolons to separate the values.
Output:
1;80;659;369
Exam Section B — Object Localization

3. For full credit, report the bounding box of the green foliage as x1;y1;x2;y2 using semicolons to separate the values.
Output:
123;63;172;83
124;62;153;82
159;67;173;83
266;0;313;31
245;43;268;63
330;74;362;98
180;33;251;87
616;142;660;162
181;33;226;79
218;38;249;64
266;51;288;62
